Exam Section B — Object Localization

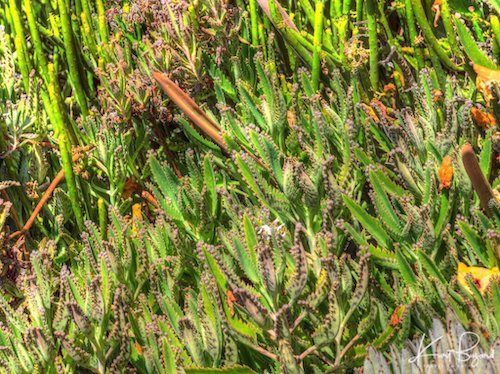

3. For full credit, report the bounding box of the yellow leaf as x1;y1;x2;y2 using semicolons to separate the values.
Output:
457;262;500;295
473;64;500;106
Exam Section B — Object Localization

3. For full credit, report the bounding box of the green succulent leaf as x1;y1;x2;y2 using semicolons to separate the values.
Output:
185;365;257;373
343;195;391;249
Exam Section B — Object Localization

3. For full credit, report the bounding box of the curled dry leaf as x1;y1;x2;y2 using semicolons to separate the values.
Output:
432;0;442;28
123;178;139;199
461;143;495;213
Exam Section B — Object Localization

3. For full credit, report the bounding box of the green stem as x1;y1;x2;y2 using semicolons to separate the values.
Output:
58;0;89;117
366;0;379;91
342;0;352;14
79;0;93;35
333;0;341;17
48;63;78;144
268;0;278;21
311;0;324;91
23;0;61;129
9;0;31;92
404;0;424;70
411;0;462;71
337;15;348;64
23;0;48;81
491;15;500;61
429;47;446;89
299;0;315;26
355;0;363;23
258;22;267;59
96;0;109;44
249;0;258;46
80;12;98;58
59;133;84;231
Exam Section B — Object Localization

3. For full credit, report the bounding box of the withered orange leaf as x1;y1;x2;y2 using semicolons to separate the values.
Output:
141;190;159;208
287;110;296;127
123;178;139;199
389;307;401;326
470;107;496;128
438;155;453;190
152;72;226;152
433;89;443;103
153;71;268;170
227;290;236;317
383;83;396;94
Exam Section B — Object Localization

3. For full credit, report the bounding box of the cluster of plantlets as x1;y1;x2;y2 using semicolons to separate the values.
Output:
0;0;498;372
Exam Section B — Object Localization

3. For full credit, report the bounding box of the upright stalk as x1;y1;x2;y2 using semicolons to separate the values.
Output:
96;0;109;44
23;0;48;79
58;0;89;117
311;0;324;91
9;0;31;92
299;0;315;26
355;0;363;23
404;0;424;70
249;0;259;46
59;133;84;231
23;0;60;129
79;0;93;35
366;0;379;91
48;63;78;144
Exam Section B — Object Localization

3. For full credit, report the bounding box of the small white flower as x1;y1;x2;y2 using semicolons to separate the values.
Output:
257;225;273;237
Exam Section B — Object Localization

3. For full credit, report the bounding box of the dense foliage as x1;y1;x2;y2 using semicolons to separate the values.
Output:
0;0;499;372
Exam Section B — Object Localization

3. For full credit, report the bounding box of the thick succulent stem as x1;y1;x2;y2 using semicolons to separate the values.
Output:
405;0;424;70
366;0;379;90
59;133;84;231
9;0;31;92
311;0;325;91
249;0;259;46
58;0;89;118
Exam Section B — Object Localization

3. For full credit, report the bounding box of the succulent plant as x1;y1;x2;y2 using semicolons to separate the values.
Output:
0;0;498;372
